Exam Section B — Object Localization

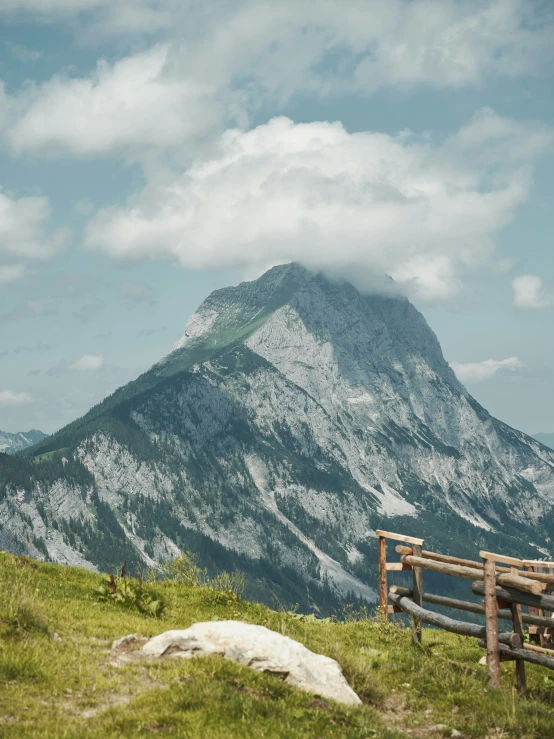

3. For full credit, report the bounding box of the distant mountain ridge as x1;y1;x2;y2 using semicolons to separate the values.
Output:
2;263;554;613
534;433;554;451
0;429;47;455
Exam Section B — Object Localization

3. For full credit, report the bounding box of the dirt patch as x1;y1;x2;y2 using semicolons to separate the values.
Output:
78;692;135;718
380;693;459;738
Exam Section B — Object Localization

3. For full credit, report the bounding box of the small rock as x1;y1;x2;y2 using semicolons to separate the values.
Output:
451;731;462;738
53;633;63;642
402;682;411;688
478;655;487;665
112;634;139;650
424;708;433;715
142;621;361;705
431;725;448;732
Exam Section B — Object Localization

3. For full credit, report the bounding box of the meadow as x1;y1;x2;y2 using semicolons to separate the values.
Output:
1;551;554;738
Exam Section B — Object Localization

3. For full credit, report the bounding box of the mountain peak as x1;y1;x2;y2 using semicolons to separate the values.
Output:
0;429;48;455
171;262;460;395
172;262;311;353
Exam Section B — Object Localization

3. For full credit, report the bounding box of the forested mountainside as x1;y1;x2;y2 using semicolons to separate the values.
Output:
2;264;554;614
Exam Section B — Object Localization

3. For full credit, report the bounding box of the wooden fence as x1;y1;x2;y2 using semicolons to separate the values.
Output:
376;529;554;694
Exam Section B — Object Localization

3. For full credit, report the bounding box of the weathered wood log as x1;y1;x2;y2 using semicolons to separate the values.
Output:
399;554;488;581
378;536;387;620
385;562;412;571
480;551;523;567
522;642;554;656
388;593;520;646
496;572;545;594
396;546;554;584
483;557;501;688
478;640;554;671
472;582;554;612
390;585;486;616
396;545;483;569
375;529;424;546
501;568;554;585
400;555;544;595
522;560;554;567
390;585;554;629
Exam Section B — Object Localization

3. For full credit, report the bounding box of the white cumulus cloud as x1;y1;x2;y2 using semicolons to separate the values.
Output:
70;354;104;371
451;357;522;383
512;275;554;309
0;190;66;260
0;389;33;406
1;2;553;163
4;45;222;159
84;110;552;301
1;1;552;93
0;189;67;283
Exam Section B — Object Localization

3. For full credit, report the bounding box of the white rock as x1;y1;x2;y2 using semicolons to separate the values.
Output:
142;620;361;706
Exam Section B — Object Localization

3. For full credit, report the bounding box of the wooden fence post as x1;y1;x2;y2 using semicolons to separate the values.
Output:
378;535;388;621
508;565;526;695
483;556;501;688
411;542;423;645
510;601;527;693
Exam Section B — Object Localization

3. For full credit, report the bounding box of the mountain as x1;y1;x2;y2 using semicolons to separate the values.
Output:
0;429;47;455
533;433;554;451
2;264;554;613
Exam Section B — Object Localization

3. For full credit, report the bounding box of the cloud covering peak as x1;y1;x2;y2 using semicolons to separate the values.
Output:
84;111;552;301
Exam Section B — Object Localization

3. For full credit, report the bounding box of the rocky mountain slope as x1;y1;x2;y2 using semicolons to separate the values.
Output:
2;264;554;612
0;429;47;454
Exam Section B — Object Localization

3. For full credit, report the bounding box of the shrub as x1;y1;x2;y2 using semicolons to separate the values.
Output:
93;563;165;617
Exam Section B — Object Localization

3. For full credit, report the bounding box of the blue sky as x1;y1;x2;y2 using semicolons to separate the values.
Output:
0;0;553;435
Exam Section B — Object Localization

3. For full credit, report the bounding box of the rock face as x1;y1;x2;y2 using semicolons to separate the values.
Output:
142;620;362;706
2;263;554;612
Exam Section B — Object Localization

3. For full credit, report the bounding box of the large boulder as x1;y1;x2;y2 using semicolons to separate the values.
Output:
142;620;361;706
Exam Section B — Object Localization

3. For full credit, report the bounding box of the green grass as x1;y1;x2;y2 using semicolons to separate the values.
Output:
1;552;554;737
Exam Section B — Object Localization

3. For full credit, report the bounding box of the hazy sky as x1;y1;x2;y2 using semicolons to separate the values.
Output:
0;0;553;435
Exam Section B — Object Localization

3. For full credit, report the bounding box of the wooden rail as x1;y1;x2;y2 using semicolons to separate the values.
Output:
390;585;554;628
388;593;520;646
376;529;554;695
400;554;545;595
396;545;554;584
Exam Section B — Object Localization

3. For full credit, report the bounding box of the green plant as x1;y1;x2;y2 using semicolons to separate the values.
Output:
160;551;203;586
93;562;165;617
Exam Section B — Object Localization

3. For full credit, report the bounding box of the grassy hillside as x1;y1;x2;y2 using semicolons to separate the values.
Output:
2;553;554;738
